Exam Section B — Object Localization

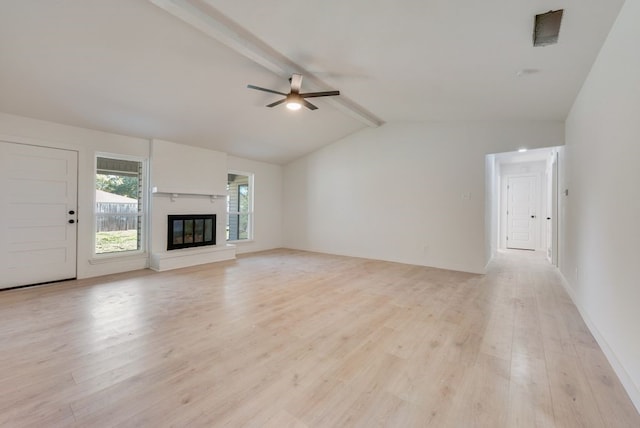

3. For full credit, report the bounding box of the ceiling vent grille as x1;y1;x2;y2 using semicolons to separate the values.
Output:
533;9;564;47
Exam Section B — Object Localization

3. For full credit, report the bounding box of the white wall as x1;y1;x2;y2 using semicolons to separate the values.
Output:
563;0;640;411
283;121;564;273
151;139;227;196
0;112;150;278
228;155;283;254
0;113;284;280
149;139;228;255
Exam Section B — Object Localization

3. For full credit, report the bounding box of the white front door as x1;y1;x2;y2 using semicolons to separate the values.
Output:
0;142;78;289
507;175;537;250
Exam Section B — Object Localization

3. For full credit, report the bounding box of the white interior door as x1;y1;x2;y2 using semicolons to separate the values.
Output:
0;142;78;289
507;175;537;250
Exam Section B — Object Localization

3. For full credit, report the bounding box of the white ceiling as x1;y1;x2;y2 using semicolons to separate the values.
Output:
0;0;625;164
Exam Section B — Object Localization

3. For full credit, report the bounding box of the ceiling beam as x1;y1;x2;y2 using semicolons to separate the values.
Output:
148;0;383;127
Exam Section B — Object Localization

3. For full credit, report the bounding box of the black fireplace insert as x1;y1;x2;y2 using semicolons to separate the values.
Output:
167;214;216;251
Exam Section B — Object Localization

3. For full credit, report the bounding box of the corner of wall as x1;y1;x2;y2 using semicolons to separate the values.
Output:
557;270;640;413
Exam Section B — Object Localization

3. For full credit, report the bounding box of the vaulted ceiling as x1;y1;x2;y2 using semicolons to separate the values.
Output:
0;0;625;164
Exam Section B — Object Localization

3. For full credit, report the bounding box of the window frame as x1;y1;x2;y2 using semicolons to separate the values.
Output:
93;152;148;258
226;170;254;242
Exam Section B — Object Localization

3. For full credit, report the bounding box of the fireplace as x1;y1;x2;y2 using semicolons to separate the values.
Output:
167;214;216;251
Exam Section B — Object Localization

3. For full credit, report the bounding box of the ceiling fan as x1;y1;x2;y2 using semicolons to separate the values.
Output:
247;74;340;111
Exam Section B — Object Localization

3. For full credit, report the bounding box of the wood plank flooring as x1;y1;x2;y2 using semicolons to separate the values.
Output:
0;249;638;427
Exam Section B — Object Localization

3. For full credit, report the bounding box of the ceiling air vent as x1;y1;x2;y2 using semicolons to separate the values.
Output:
533;9;564;47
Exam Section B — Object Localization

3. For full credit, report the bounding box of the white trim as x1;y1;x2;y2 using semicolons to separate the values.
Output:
558;272;640;413
482;259;491;274
88;253;148;265
151;188;226;202
227;239;254;244
227;170;254;242
546;149;559;267
0;133;84;152
93;153;149;259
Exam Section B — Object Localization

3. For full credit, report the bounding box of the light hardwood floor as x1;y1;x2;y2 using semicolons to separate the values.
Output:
1;249;638;427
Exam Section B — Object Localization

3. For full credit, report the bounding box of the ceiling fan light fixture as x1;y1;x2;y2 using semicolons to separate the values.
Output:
247;74;338;112
286;93;303;111
286;101;302;111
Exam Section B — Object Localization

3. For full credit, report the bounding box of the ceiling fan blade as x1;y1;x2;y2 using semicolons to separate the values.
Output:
300;90;340;98
247;84;287;96
303;99;318;110
266;98;287;108
290;74;303;93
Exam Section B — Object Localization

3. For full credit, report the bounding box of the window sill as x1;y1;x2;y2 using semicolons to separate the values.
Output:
226;239;254;244
89;252;148;265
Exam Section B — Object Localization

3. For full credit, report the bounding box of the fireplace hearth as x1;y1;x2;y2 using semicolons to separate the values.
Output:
167;214;216;251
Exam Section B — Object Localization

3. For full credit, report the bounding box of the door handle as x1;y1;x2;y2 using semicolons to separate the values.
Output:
69;210;75;215
546;217;551;220
68;219;75;224
530;215;536;219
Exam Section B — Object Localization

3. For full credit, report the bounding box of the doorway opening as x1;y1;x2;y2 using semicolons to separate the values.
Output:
485;146;562;267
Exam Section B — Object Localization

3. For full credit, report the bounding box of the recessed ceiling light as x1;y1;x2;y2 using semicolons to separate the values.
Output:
518;148;528;153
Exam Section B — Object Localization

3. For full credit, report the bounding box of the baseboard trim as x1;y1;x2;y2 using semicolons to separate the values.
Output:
558;271;640;414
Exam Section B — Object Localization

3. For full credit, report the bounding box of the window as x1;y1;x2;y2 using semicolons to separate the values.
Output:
95;156;146;254
227;172;253;241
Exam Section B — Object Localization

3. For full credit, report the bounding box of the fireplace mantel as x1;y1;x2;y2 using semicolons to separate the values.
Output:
151;187;226;202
